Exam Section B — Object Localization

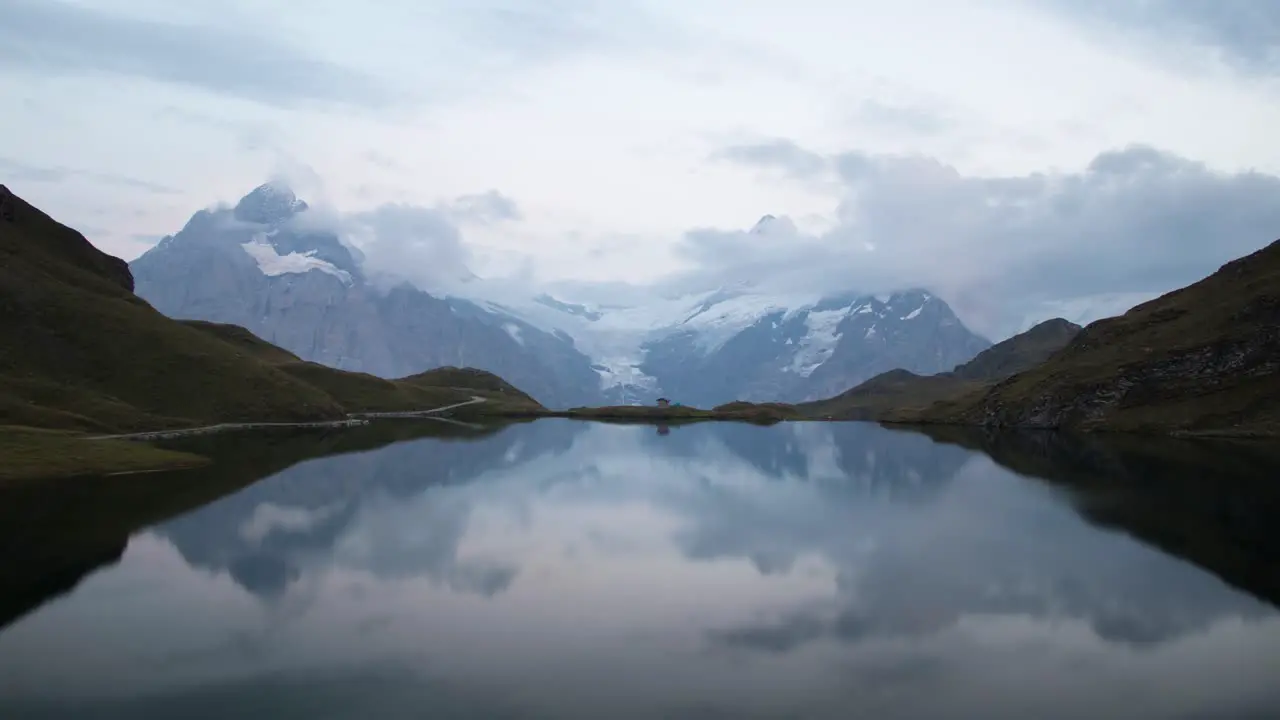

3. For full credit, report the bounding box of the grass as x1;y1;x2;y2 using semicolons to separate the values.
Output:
798;370;980;420
902;239;1280;435
0;427;208;484
797;318;1081;421
181;322;544;415
0;185;544;441
1;188;348;432
0;184;553;479
802;241;1280;437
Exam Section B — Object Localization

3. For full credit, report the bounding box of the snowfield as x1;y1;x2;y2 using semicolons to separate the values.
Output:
434;280;933;395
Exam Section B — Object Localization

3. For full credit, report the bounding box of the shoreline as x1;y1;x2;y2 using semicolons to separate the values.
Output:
8;400;1275;484
0;429;209;484
85;396;493;443
87;418;372;442
877;417;1280;440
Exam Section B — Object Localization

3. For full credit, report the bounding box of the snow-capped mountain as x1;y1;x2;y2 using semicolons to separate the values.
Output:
131;183;602;408
642;289;989;404
133;188;991;407
449;281;991;406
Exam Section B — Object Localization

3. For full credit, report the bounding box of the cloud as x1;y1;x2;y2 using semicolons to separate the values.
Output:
0;0;396;108
153;106;280;152
1046;0;1280;77
363;150;403;171
447;1;629;64
711;139;830;181
445;190;523;224
326;188;521;289
0;156;178;194
850;99;954;136
346;204;476;290
684;141;1280;338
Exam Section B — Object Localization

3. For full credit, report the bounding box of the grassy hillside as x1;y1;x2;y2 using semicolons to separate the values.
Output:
799;318;1081;420
182;321;541;414
904;240;1280;435
949;318;1081;381
799;369;983;420
0;426;208;483
0;185;543;436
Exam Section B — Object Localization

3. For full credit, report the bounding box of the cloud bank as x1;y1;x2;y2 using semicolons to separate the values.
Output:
1048;0;1280;77
281;184;525;292
0;0;397;108
676;142;1280;337
4;0;1278;342
262;139;1280;341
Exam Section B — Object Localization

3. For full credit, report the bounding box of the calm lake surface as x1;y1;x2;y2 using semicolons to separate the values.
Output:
2;419;1279;719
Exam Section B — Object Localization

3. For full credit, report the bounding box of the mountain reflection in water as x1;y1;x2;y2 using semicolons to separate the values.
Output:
1;419;1278;719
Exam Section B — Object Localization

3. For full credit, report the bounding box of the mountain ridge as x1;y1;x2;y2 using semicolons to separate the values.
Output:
0;185;543;438
131;185;601;408
638;288;992;405
132;186;997;407
798;317;1081;420
894;240;1280;435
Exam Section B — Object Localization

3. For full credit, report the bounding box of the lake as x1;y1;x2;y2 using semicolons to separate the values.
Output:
2;419;1279;719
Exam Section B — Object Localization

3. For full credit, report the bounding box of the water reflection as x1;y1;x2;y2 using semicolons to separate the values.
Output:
0;420;1278;719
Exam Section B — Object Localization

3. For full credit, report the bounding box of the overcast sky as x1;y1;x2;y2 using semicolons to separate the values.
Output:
2;0;1278;337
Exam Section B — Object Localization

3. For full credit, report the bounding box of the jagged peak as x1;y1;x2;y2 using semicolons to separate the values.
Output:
233;181;309;225
751;214;778;232
1029;317;1082;333
748;213;796;236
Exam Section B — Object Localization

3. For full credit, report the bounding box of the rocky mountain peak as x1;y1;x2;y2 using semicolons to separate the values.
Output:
749;214;797;237
751;214;778;233
233;182;309;225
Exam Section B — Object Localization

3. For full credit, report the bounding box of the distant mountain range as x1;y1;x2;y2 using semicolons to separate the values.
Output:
131;184;994;407
637;289;989;406
131;183;602;408
3;180;1278;442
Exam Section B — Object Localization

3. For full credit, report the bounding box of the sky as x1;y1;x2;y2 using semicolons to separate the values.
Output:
2;0;1279;338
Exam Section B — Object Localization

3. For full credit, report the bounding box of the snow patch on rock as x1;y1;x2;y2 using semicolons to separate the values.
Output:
241;236;352;285
591;358;660;393
679;291;820;353
787;308;846;377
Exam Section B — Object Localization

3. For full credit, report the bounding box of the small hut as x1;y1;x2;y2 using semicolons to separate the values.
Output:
656;397;670;407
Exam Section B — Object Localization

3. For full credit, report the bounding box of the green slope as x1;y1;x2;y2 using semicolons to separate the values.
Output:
0;184;542;435
181;321;542;414
799;318;1081;420
905;239;1280;435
